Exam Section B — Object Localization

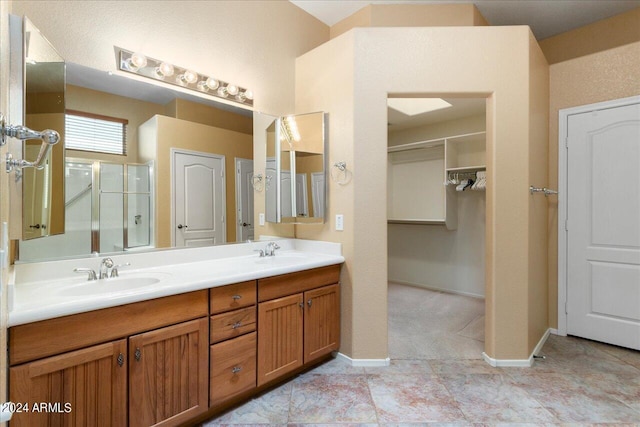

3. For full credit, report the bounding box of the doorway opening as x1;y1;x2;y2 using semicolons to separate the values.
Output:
387;95;487;360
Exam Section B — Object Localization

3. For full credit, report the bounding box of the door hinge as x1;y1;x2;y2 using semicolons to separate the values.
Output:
565;137;569;149
565;301;568;315
565;219;568;231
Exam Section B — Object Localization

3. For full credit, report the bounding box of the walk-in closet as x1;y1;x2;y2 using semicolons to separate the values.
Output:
387;96;487;360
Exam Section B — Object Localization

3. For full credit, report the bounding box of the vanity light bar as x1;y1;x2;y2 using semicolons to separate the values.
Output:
116;47;253;107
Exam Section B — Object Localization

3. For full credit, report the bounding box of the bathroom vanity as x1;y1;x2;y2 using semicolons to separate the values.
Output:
7;240;343;426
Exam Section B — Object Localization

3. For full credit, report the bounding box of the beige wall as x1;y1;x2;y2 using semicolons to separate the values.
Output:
540;8;640;64
169;99;253;135
547;41;640;329
139;116;253;248
389;113;486;146
330;4;487;39
297;26;549;360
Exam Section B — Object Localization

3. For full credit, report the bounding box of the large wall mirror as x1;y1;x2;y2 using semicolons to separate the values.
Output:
11;16;66;241
265;112;326;224
16;21;257;263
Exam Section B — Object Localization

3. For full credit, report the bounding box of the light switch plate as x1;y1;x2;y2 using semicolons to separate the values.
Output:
259;213;265;226
335;214;344;231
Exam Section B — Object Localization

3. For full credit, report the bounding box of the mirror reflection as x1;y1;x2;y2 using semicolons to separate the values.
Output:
22;17;65;240
265;112;325;224
18;62;254;262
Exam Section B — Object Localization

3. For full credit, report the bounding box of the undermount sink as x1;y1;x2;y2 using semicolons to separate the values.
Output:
54;273;171;297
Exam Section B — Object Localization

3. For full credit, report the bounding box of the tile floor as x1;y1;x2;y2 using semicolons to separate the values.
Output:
202;284;640;426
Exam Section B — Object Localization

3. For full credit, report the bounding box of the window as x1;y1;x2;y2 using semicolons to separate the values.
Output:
65;110;127;155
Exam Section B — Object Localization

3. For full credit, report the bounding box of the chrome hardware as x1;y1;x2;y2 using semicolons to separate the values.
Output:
29;224;41;229
177;224;188;229
1;113;61;173
242;222;251;227
110;262;131;278
231;366;242;374
135;348;142;361
264;242;281;257
117;353;125;367
74;267;98;281
232;321;242;329
232;295;242;300
299;302;304;308
529;186;558;197
254;249;265;257
99;257;114;279
307;299;312;307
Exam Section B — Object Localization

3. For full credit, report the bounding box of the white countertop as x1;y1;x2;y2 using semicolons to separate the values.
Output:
9;239;344;326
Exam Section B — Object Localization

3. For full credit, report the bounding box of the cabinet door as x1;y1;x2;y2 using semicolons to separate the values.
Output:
257;294;303;386
10;339;127;427
304;284;340;363
129;318;208;427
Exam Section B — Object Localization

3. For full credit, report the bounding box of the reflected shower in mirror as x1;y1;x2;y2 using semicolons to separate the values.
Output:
20;17;66;240
17;61;255;263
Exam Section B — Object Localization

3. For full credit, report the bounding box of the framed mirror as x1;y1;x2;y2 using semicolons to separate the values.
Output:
10;16;66;240
16;59;257;262
265;112;326;224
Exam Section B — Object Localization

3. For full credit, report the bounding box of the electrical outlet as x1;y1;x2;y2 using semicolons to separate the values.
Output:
335;214;344;231
259;213;265;226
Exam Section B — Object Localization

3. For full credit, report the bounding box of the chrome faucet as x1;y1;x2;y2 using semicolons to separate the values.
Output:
74;267;97;281
264;242;280;257
99;257;114;279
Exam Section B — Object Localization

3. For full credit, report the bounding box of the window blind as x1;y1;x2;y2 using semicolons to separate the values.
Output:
65;112;127;155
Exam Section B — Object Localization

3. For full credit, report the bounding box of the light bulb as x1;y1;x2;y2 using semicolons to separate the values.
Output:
197;81;208;92
155;62;174;78
206;77;219;90
130;52;147;69
235;92;246;102
217;86;228;98
182;69;198;84
244;90;254;100
226;84;239;96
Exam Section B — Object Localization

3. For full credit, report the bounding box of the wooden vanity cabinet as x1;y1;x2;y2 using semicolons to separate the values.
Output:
209;280;257;407
129;318;209;427
257;265;340;387
9;340;128;427
8;291;209;427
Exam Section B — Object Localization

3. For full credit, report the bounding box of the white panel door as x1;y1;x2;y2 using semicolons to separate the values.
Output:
173;151;225;247
235;158;254;242
567;101;640;350
311;172;325;218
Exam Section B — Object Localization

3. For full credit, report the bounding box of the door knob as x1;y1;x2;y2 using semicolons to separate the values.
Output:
177;224;188;229
242;222;251;227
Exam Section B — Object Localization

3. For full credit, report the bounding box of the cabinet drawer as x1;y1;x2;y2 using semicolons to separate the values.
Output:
258;265;340;301
210;332;256;407
210;306;256;344
210;281;257;314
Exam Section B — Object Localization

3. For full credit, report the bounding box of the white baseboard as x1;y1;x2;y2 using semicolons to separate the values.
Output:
482;328;551;368
389;279;485;299
549;328;560;335
336;352;390;367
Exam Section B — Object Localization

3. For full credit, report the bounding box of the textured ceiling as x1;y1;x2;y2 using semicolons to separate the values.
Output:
289;0;640;40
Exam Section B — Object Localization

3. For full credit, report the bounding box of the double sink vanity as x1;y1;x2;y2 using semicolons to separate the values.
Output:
7;239;344;426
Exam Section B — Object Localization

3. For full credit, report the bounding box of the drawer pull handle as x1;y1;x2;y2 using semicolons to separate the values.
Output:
117;353;125;367
232;366;242;374
232;295;242;301
135;348;142;362
232;321;242;329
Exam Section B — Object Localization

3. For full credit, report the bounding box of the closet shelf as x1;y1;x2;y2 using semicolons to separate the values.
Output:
387;131;485;153
446;165;486;173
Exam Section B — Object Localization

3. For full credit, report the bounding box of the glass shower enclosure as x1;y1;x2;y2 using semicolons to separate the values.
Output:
18;159;154;261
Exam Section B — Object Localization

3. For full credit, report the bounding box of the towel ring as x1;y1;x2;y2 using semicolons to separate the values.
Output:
331;161;349;185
